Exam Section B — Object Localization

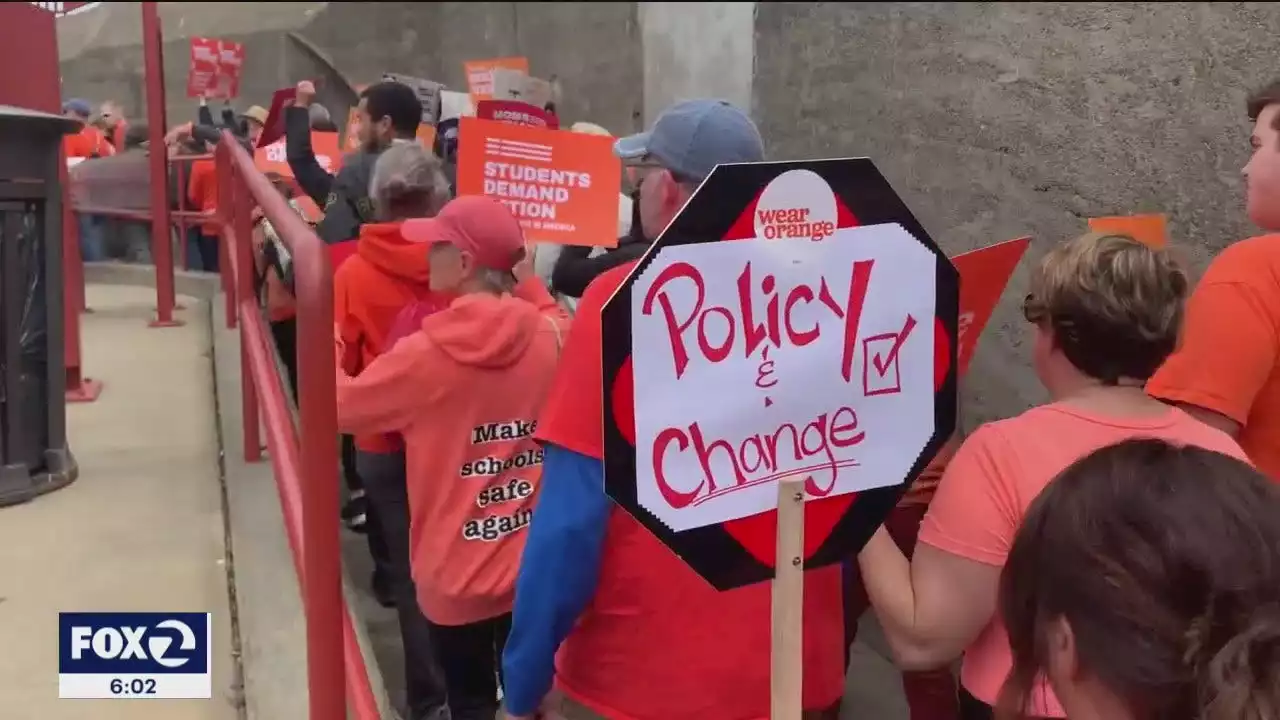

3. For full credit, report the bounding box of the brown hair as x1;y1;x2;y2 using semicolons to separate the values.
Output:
997;439;1280;720
1022;232;1187;384
1246;79;1280;131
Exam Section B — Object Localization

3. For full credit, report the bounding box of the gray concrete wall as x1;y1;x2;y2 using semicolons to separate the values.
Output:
58;1;644;138
639;2;755;124
752;1;1276;422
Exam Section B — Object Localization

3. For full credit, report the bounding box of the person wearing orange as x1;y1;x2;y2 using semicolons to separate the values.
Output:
63;98;114;263
336;194;568;720
1146;79;1280;482
843;433;961;720
333;141;451;720
501;100;845;720
855;232;1249;720
186;153;221;272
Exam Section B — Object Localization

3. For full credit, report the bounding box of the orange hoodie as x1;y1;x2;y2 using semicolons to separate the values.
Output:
335;277;569;625
334;221;442;454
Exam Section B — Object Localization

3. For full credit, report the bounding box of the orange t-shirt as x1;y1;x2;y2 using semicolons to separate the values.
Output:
63;125;114;160
1147;234;1280;481
918;402;1249;717
186;159;220;235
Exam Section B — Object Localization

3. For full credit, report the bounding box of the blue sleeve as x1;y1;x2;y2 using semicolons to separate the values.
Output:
502;443;609;716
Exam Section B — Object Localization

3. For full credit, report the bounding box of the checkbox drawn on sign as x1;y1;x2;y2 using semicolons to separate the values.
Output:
862;314;917;397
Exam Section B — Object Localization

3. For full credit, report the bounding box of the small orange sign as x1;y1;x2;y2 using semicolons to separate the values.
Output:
255;131;344;178
464;56;530;103
456;117;621;248
949;236;1032;378
1088;214;1167;249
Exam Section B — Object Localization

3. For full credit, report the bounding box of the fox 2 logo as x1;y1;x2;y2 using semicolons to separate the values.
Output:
59;613;210;675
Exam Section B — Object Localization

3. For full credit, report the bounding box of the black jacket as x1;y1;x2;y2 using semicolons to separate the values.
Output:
284;105;380;244
550;196;647;298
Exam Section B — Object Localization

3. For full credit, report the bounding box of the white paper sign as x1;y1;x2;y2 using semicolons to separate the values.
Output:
490;69;553;109
629;173;938;532
439;90;475;122
382;72;443;125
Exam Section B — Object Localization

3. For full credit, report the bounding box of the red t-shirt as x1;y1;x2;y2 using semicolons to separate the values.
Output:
537;262;845;719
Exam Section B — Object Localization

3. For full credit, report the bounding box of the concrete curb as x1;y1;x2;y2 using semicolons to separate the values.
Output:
83;261;221;302
210;295;396;720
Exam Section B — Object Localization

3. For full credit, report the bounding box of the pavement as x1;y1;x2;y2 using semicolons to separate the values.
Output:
0;283;240;720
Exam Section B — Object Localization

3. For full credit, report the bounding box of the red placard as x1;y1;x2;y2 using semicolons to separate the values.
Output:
255;87;297;149
187;37;244;99
475;100;559;129
949;237;1032;378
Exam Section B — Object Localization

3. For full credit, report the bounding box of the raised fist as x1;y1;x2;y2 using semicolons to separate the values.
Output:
295;80;316;108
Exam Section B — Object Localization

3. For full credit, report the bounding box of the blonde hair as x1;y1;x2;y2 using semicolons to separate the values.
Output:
1024;232;1188;384
570;122;612;137
369;142;451;221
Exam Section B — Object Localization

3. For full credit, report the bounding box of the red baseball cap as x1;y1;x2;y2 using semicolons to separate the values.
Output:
401;196;526;271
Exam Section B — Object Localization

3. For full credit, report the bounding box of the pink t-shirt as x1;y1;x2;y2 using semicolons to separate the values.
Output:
918;402;1249;717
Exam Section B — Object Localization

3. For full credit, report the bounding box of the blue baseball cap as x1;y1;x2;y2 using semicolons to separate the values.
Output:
614;99;763;183
62;98;92;118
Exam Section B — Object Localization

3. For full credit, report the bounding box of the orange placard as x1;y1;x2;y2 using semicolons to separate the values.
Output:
255;131;344;178
949;236;1033;378
1088;214;1167;249
456;117;621;248
464;56;530;103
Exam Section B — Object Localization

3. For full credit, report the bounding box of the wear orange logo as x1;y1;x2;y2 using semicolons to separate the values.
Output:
456;117;621;248
463;57;530;103
1088;214;1167;248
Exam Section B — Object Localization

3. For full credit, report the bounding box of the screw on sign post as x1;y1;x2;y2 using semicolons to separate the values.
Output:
600;159;960;717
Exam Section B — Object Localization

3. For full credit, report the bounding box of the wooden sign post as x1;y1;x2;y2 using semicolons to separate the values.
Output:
771;477;806;720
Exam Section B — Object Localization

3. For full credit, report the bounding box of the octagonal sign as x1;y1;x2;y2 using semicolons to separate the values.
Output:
601;158;960;590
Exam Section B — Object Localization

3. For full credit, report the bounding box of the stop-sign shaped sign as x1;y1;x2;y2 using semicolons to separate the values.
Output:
601;158;960;590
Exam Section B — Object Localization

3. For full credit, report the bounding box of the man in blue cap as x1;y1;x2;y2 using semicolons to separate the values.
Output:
63;98;115;262
499;101;845;720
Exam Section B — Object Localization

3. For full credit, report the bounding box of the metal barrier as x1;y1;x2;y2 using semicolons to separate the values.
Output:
66;137;379;718
215;132;379;720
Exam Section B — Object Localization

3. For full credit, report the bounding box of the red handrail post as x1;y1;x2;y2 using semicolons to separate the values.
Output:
293;176;346;720
214;148;236;329
175;160;189;270
62;165;102;403
232;171;262;464
141;0;181;328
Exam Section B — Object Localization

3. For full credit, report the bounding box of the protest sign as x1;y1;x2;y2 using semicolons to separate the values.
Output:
455;117;620;247
382;72;443;125
949;236;1031;378
440;90;475;122
256;87;297;149
254;131;342;178
476;100;559;129
464;56;530;103
601;159;960;590
490;69;553;109
186;37;244;99
1088;213;1167;248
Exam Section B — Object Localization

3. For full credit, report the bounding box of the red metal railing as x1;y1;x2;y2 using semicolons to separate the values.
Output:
215;132;380;720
